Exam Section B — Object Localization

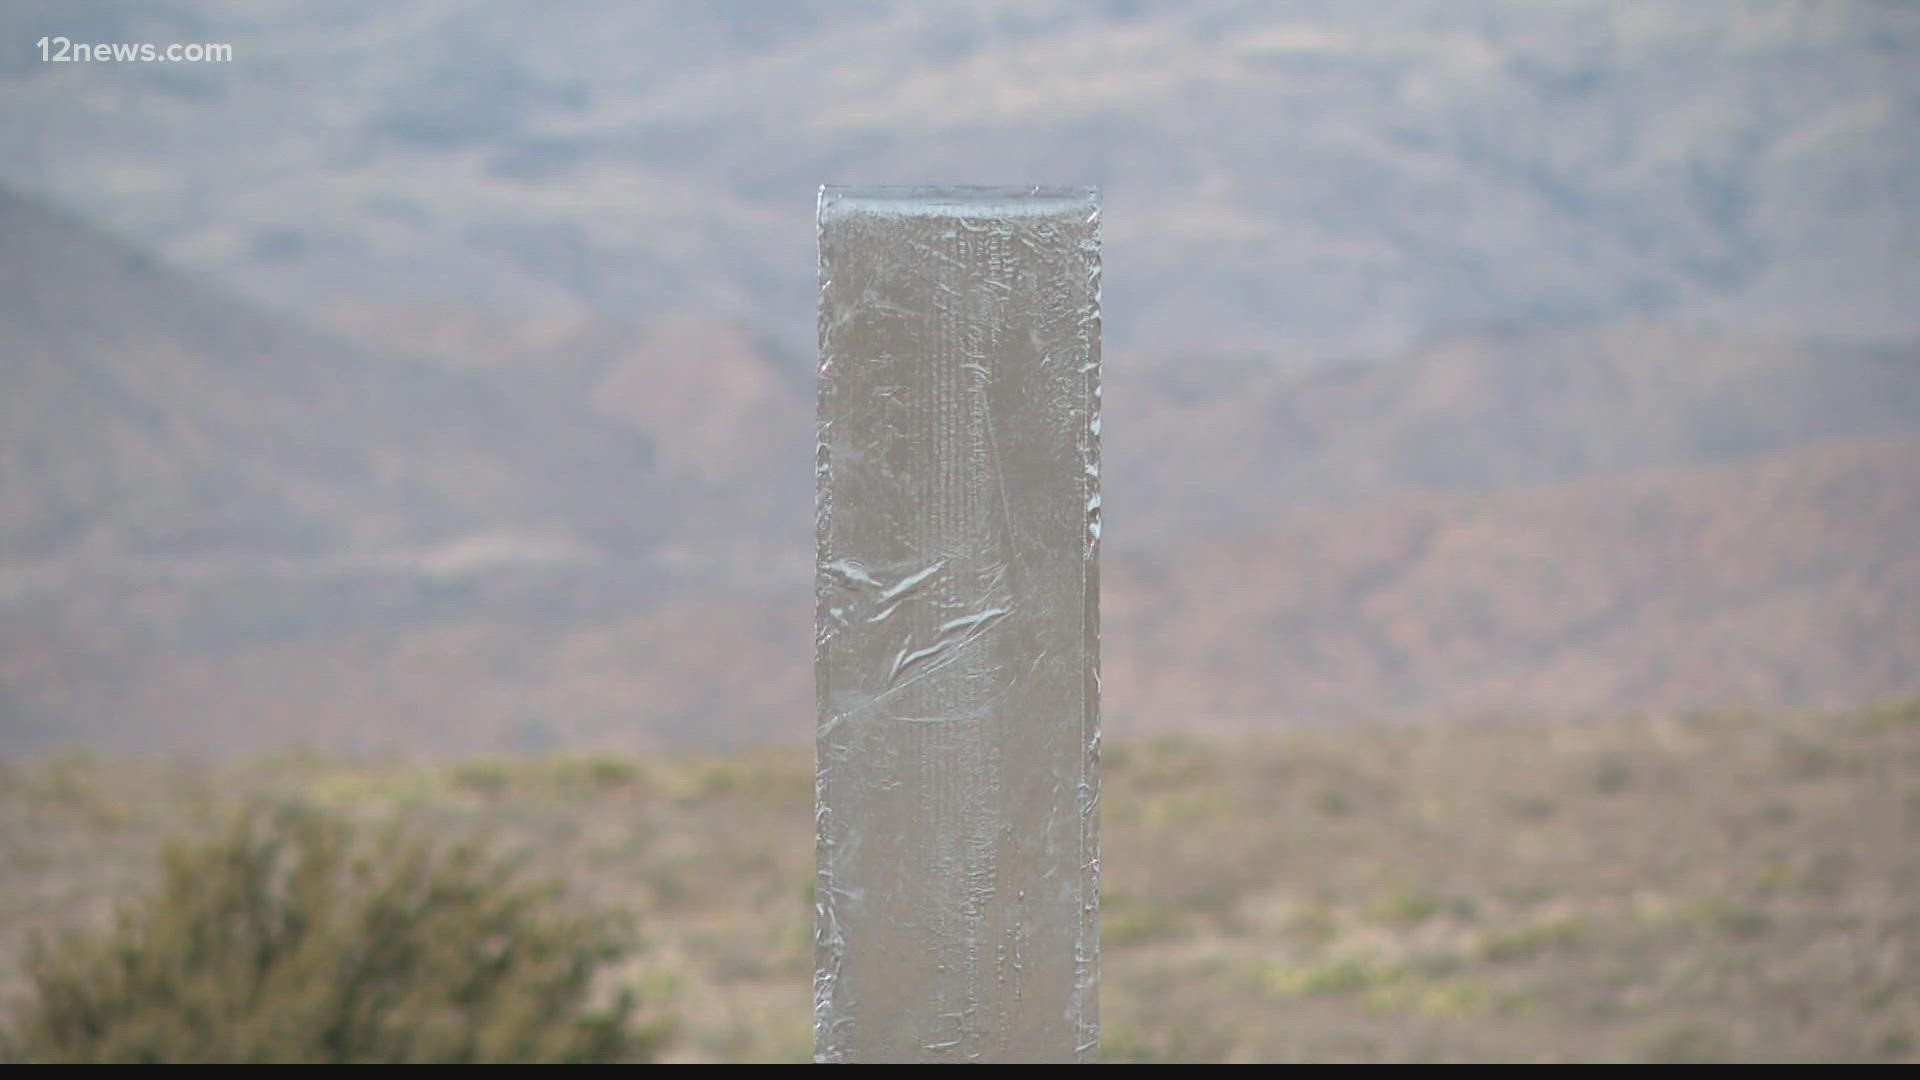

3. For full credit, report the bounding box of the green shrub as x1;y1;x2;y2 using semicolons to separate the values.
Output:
3;804;665;1063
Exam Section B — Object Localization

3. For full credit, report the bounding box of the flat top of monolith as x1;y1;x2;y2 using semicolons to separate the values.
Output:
819;185;1100;218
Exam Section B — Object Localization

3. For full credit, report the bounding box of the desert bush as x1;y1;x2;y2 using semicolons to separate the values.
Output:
2;803;664;1063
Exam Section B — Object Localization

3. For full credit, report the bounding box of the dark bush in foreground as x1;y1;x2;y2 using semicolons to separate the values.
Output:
3;804;662;1063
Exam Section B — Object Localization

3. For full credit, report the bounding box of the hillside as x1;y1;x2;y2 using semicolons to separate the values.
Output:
324;305;1920;548
1109;435;1920;728
6;186;1920;755
1115;324;1920;542
12;430;1915;757
5;703;1916;1061
1;2;1915;356
0;187;670;564
0;187;710;753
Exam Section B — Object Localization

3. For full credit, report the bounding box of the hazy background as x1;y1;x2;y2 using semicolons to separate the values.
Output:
4;1;1920;1064
1;0;1916;755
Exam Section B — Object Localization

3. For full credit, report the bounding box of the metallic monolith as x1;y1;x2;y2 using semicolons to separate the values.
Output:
814;186;1101;1062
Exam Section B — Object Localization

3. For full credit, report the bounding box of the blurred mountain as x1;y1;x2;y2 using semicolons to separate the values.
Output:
1;1;1915;358
313;303;813;554
1109;434;1920;728
1114;323;1920;543
0;187;794;754
4;188;1917;755
0;188;669;567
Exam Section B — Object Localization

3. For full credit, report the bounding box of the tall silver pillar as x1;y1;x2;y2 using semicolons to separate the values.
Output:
814;186;1101;1062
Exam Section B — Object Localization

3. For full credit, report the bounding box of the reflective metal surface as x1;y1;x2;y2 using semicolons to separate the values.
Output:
815;186;1101;1062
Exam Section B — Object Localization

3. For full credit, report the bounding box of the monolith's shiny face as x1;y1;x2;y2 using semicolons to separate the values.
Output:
814;187;1101;1063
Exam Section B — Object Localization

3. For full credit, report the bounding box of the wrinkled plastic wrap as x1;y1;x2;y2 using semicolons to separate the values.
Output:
815;187;1101;1063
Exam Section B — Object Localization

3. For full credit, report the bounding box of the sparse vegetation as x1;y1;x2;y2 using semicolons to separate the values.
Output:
1;804;661;1064
1;699;1916;1062
1477;912;1587;963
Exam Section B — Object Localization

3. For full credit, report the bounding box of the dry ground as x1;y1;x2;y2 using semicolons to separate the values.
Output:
3;700;1916;1062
